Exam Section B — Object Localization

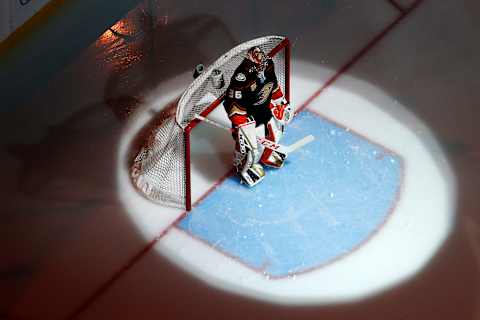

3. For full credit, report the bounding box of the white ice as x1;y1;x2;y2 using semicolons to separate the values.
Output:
2;1;479;319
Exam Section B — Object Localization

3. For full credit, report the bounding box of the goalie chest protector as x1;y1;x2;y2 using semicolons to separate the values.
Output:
224;58;279;126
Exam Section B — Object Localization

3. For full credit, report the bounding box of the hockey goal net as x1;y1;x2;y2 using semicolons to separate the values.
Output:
131;35;290;210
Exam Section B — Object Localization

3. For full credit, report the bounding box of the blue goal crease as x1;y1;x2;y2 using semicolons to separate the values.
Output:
178;110;402;277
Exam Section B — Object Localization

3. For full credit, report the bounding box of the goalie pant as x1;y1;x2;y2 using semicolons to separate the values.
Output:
223;53;292;186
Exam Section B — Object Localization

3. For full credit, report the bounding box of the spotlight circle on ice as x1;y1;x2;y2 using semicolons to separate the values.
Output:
117;53;455;305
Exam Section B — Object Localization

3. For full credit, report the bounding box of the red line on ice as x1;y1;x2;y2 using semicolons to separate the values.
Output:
387;0;406;13
296;0;424;114
65;170;233;320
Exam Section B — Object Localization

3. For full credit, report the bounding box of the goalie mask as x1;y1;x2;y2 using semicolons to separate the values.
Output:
247;46;267;72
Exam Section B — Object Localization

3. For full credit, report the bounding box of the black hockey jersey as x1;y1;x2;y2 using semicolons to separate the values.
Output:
223;57;280;127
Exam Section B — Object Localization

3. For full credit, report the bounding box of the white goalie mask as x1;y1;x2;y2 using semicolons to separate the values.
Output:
247;46;267;72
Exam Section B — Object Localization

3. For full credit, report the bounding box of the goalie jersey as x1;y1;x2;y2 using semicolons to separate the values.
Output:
223;57;283;127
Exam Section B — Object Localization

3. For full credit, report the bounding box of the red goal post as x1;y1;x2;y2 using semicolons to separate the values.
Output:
131;35;290;211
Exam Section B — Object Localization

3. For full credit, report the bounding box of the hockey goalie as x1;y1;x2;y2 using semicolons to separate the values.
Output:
224;46;293;186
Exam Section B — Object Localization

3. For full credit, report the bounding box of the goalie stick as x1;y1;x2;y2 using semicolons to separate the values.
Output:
194;114;314;155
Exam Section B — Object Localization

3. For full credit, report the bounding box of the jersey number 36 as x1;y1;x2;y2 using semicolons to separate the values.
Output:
228;89;242;99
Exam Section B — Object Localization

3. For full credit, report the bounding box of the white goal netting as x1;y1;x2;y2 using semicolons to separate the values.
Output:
131;35;290;210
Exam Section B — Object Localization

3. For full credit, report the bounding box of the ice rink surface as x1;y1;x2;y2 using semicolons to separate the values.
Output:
1;0;480;319
178;110;403;278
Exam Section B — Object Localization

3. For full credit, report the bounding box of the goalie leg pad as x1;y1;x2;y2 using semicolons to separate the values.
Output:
260;121;287;168
233;119;267;186
242;163;265;187
262;150;287;168
238;119;262;162
233;150;265;187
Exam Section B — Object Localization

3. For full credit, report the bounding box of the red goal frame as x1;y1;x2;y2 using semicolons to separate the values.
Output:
183;37;290;211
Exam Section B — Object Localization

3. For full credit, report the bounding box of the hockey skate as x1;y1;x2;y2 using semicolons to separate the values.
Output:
239;163;265;187
261;149;287;168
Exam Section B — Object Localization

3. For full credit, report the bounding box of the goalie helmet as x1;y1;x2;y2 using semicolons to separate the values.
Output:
247;46;267;72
